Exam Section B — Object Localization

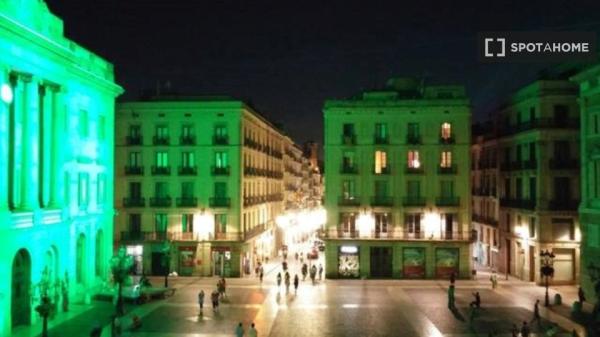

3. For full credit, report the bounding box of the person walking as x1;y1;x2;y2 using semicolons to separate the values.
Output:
211;290;219;311
447;285;455;309
578;287;586;303
220;277;227;299
301;263;308;281
521;321;530;337
277;272;282;288
531;299;541;329
284;272;291;292
235;322;244;337
490;271;498;289
318;264;324;280
248;322;258;337
510;323;519;337
259;266;264;284
293;274;299;293
310;265;317;284
198;290;205;315
469;291;481;308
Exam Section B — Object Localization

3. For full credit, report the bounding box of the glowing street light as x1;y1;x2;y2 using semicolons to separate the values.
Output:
357;209;375;238
1;83;13;104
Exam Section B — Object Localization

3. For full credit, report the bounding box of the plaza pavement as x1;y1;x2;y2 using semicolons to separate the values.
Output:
12;258;589;337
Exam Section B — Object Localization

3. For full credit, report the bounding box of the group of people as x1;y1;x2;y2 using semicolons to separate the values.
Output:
197;277;227;314
235;322;258;337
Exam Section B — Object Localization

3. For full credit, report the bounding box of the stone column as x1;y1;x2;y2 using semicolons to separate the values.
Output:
20;75;39;210
48;85;64;208
0;69;10;210
9;74;25;209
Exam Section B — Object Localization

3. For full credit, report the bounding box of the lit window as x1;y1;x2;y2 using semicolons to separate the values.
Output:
441;122;452;140
156;125;169;138
374;150;387;173
182;152;195;167
408;150;420;168
441;151;452;167
78;173;89;207
155;152;168;167
215;151;228;168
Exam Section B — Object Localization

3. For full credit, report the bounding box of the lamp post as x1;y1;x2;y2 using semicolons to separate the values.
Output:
540;249;555;307
161;240;172;288
109;247;133;316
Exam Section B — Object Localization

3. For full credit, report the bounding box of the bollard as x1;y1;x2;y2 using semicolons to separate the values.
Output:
554;293;562;306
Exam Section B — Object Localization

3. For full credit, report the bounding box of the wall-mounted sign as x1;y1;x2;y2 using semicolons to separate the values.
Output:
338;246;359;278
340;245;358;254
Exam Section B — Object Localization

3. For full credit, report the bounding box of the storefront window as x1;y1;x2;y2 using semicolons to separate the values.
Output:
338;246;359;278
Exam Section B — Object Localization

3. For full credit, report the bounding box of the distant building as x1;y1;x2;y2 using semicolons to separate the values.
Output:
322;77;473;279
571;64;600;297
473;78;581;285
114;97;315;277
0;1;122;335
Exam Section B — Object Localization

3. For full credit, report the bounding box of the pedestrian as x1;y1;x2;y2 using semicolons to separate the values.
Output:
259;266;264;283
578;287;586;303
302;263;308;281
198;290;205;314
310;265;317;284
284;272;291;292
295;252;299;261
277;272;282;287
490;270;498;289
211;290;219;311
531;299;541;328
294;274;299;293
318;264;324;280
248;322;258;337
450;272;456;285
469;291;481;308
521;321;530;337
235;322;244;337
220;277;227;299
447;285;455;309
510;323;519;337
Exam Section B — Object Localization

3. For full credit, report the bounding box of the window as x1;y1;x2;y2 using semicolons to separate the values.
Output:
529;217;536;238
182;124;193;137
374;213;390;233
342;180;356;199
215;151;228;168
343;123;355;136
553;104;569;123
129;182;141;198
405;213;421;234
374;150;388;173
155;182;168;198
214;182;227;197
98;116;106;140
440;122;452;140
375;123;388;141
78;173;89;207
529;142;536;161
374;181;387;197
343;151;355;168
129;214;141;233
529;177;536;201
215;125;228;138
553;177;571;200
440;181;454;197
155;213;168;232
79;110;89;138
407;180;420;197
182;151;195;167
440;151;452;167
155;151;168;167
552;218;575;241
407;123;419;139
340;213;356;232
97;173;106;205
529;107;536;121
553;141;570;160
129;125;141;137
182;214;194;232
128;152;142;166
156;125;168;138
181;182;194;198
215;214;227;233
407;150;420;168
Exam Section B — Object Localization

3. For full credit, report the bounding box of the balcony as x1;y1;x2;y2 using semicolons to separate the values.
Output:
338;197;360;206
210;197;231;208
435;197;460;207
211;166;230;176
548;199;579;211
151;166;171;175
439;135;455;144
499;198;535;210
500;118;580;135
176;197;198;207
437;165;457;175
405;166;424;174
124;166;144;175
120;231;144;241
123;197;145;207
180;135;196;145
402;197;426;207
178;166;197;176
549;158;579;170
320;229;474;241
125;136;142;146
370;196;393;207
340;165;358;174
213;136;229;145
341;134;356;145
152;136;170;146
244;223;267;241
374;136;389;145
373;166;390;175
213;232;241;241
149;197;172;207
406;135;421;145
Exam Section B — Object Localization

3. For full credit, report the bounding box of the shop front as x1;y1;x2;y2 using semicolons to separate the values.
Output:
126;245;144;275
402;247;426;278
435;247;459;279
212;246;232;277
177;246;196;276
338;245;360;278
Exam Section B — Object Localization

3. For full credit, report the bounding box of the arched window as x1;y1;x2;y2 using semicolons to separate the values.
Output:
441;122;452;141
12;249;31;327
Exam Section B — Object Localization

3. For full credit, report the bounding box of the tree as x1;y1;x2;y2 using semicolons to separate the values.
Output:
161;240;172;288
110;247;133;316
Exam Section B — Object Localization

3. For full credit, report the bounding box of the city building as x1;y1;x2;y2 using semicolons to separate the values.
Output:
114;97;316;277
474;77;581;285
0;0;122;335
571;64;600;298
322;77;474;279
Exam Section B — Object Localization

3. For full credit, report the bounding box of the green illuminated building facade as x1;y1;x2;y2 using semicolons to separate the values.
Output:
323;78;473;279
115;98;293;277
572;65;600;299
0;0;122;335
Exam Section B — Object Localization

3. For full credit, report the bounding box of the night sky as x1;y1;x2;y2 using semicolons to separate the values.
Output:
45;0;600;144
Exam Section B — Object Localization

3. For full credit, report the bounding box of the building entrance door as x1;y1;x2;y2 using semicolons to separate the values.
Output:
370;247;392;278
12;249;31;327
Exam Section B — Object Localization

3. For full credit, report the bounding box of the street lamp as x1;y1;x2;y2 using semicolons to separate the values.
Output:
109;247;133;316
540;249;555;307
